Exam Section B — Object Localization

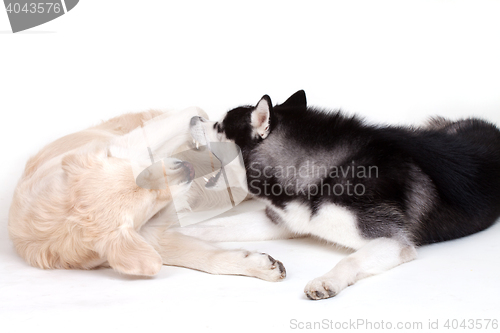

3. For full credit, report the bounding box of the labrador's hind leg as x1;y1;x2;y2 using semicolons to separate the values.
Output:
142;228;286;281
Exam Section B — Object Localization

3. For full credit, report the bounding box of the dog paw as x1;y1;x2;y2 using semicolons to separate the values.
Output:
245;252;286;282
304;277;345;300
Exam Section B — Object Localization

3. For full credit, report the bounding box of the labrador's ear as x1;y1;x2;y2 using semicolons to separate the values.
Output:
281;90;307;108
251;95;272;139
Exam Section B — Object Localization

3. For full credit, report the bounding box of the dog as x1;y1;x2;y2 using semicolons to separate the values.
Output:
8;107;286;281
189;90;500;299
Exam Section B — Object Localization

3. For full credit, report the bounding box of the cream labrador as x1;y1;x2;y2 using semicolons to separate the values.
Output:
8;107;285;281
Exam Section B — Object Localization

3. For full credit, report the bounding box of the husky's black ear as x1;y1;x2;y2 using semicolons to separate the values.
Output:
281;90;307;108
251;95;272;139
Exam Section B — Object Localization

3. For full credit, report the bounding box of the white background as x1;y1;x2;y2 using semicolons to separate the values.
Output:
1;1;500;332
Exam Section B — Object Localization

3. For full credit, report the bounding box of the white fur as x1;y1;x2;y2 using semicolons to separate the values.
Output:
272;202;369;250
265;202;417;300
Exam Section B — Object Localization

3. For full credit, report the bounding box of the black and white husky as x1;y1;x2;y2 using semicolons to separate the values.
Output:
189;90;500;300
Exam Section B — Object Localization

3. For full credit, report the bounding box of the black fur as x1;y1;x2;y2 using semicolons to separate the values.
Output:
220;90;500;245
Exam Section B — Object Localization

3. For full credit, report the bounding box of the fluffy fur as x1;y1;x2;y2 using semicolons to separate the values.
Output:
8;108;286;281
189;90;500;299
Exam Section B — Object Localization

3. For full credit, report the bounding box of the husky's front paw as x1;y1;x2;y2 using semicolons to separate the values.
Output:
245;252;286;282
304;277;346;300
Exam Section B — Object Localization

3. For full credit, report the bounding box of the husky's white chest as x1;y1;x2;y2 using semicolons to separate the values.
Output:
270;201;369;250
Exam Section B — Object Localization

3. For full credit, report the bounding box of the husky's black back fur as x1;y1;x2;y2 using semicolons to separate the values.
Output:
220;91;500;245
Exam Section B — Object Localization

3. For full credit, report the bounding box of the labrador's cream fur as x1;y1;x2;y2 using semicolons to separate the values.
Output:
8;108;285;281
